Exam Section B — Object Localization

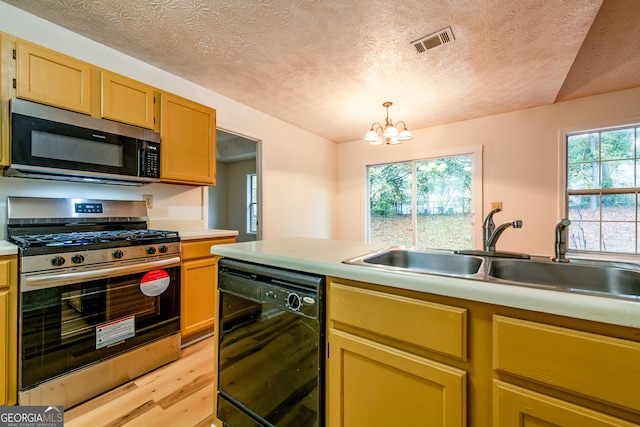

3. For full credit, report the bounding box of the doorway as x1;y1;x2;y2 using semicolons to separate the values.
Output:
208;129;261;242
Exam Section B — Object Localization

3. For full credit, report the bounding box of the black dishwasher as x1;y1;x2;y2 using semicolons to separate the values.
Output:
217;258;325;427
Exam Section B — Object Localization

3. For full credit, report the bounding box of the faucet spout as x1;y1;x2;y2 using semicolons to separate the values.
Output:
486;219;523;252
482;207;502;251
552;218;572;262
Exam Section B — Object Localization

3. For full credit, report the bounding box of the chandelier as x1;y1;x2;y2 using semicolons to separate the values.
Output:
364;101;413;145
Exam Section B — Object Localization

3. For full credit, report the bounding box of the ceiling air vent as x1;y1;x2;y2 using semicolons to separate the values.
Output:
411;26;455;53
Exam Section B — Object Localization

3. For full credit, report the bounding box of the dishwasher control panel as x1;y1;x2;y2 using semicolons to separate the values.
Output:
262;282;318;318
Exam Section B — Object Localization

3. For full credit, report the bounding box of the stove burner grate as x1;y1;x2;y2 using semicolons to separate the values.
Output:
10;229;179;248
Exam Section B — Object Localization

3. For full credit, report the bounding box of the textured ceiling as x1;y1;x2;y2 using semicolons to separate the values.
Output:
3;0;640;143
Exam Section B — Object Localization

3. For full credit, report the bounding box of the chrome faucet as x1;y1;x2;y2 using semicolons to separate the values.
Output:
552;218;572;262
482;208;523;252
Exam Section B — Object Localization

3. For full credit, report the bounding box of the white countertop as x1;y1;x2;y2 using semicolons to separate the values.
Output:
178;229;238;241
210;237;640;329
0;240;18;256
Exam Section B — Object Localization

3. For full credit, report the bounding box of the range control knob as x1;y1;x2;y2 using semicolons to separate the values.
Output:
146;246;157;255
158;245;168;253
71;253;85;264
50;255;65;267
112;249;124;259
287;293;302;311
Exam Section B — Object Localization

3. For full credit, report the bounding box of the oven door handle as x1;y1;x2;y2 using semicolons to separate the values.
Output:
21;256;181;290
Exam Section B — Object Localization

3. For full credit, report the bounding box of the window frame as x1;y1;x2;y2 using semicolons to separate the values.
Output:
247;173;258;234
562;122;640;258
363;145;483;248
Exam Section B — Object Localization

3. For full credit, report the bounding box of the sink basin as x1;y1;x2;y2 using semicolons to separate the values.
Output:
487;258;640;300
343;247;484;277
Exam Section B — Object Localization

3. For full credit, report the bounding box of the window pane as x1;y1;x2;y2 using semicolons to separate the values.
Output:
568;195;600;221
602;193;635;221
415;156;472;248
601;129;634;161
602;222;635;253
567;163;599;190
368;162;412;245
567;133;599;164
601;160;634;188
567;221;600;251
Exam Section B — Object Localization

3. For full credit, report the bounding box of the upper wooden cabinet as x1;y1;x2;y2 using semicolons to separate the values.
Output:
159;92;216;185
0;32;8;167
15;40;92;114
96;70;155;129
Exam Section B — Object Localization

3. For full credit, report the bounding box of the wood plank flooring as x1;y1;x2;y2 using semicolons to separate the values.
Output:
64;336;215;427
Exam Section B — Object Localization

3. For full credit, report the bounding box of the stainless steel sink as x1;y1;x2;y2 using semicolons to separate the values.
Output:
487;258;640;300
343;247;484;277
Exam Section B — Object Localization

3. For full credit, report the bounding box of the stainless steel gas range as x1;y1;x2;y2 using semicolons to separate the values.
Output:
7;196;182;408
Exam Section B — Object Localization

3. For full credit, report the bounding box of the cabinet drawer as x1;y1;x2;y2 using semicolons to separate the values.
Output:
182;237;236;261
494;380;638;427
0;260;9;289
493;315;640;413
330;281;467;359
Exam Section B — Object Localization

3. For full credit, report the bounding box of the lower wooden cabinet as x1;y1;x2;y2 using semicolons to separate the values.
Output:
181;237;235;344
328;328;466;427
494;381;638;427
493;315;640;415
0;255;17;405
327;278;467;427
326;278;640;426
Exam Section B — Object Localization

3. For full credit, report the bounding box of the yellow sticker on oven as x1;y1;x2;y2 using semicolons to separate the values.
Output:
140;269;170;296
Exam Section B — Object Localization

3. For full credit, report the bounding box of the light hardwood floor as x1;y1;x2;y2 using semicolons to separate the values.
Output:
64;336;215;427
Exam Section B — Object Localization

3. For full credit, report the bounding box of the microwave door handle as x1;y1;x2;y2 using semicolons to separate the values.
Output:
139;143;144;176
22;256;181;290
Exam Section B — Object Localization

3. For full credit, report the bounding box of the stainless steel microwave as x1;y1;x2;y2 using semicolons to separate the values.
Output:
6;98;161;186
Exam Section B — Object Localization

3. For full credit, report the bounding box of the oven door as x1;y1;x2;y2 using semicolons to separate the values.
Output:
19;261;180;392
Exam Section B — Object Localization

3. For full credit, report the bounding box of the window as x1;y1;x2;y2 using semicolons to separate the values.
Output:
566;125;640;254
367;153;476;249
247;173;258;234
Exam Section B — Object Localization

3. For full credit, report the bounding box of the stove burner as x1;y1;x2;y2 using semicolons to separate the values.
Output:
10;229;179;248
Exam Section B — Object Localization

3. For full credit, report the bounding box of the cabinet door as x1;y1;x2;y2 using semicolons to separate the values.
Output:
0;289;8;405
494;381;638;427
99;70;155;129
16;40;92;114
328;328;466;427
160;92;216;185
0;32;7;166
181;257;217;337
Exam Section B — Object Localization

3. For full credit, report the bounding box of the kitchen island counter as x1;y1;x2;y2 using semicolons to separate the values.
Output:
210;237;640;328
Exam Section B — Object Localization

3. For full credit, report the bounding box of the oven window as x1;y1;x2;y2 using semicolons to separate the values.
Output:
20;267;180;390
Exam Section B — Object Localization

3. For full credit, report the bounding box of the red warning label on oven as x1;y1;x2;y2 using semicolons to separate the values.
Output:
140;269;170;296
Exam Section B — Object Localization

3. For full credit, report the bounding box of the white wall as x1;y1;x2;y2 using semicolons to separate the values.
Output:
337;87;640;257
0;2;337;240
223;159;257;243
